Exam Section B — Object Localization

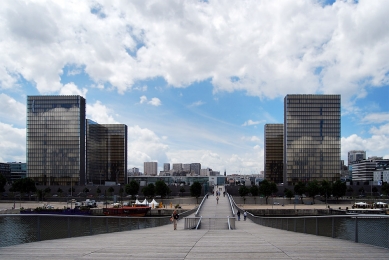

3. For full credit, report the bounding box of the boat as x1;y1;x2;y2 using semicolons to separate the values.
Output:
102;205;151;217
346;208;386;215
20;207;92;215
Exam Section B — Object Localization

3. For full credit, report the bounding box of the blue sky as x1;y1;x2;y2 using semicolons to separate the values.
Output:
0;0;388;175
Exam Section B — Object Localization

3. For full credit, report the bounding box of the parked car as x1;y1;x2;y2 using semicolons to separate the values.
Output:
52;194;58;197
273;202;280;205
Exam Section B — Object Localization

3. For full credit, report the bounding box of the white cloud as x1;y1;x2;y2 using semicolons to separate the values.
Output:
148;97;161;106
139;95;161;106
59;82;88;97
361;113;389;124
0;122;25;162
0;0;387;105
188;101;205;108
86;101;118;124
0;93;25;126
242;120;260;126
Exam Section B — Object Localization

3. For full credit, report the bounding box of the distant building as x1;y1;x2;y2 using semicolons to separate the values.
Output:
190;163;201;175
348;150;366;165
283;94;341;185
8;162;27;182
172;163;182;172
144;162;158;176
264;124;284;183
183;164;191;172
0;163;11;183
163;163;170;172
352;158;389;183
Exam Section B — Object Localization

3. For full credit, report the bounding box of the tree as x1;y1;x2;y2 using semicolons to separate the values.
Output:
332;180;347;201
57;188;63;197
306;180;320;204
142;183;155;199
284;188;294;202
125;180;140;199
239;185;249;204
108;186;115;196
320;180;332;203
294;182;306;203
381;182;389;196
372;186;378;196
179;187;186;196
259;180;278;204
83;187;90;194
44;187;51;200
190;181;202;203
97;187;101;196
250;185;259;204
12;178;36;195
155;180;170;199
0;174;6;192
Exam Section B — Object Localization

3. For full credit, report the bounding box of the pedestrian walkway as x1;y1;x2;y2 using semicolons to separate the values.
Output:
1;194;389;259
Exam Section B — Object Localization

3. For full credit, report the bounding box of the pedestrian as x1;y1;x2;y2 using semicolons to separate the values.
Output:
243;210;247;221
237;210;240;221
216;196;219;204
171;210;179;230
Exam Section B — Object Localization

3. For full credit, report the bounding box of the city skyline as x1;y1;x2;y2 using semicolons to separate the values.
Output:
0;1;388;175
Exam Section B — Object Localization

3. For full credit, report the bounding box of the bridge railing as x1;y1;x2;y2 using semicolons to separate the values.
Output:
230;195;389;249
185;216;235;230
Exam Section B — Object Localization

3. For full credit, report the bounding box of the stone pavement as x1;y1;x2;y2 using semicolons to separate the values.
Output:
1;193;388;259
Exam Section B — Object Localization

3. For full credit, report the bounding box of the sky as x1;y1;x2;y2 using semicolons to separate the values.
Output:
0;0;388;175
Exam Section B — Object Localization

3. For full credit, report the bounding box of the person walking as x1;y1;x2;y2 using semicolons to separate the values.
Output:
171;210;179;230
243;210;247;221
237;210;240;221
216;196;219;204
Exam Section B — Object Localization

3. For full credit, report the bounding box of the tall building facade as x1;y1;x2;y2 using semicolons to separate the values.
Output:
264;124;284;183
348;150;366;165
190;163;201;175
144;162;157;176
283;94;341;185
27;95;86;186
86;120;128;185
163;163;170;172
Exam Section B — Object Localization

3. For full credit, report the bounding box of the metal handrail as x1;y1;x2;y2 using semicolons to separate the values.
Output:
195;194;208;217
196;216;202;230
227;216;232;230
227;193;235;216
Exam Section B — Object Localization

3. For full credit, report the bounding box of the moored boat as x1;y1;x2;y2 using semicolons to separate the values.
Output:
102;205;151;217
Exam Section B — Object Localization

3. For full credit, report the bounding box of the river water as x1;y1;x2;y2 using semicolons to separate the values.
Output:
0;215;170;247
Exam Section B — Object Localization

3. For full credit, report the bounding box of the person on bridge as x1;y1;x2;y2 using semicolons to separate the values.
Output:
237;211;240;221
171;210;179;230
216;196;219;204
243;211;247;221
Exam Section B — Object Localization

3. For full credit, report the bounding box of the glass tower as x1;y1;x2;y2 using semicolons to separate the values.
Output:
284;94;341;185
27;95;86;186
86;120;127;185
264;124;284;184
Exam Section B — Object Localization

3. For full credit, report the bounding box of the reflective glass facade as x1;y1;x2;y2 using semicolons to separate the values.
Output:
27;96;86;186
284;94;341;185
264;124;283;183
86;120;127;185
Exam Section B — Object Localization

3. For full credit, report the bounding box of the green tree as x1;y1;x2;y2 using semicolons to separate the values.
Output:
142;183;155;199
119;187;124;202
306;180;320;204
239;185;250;204
294;182;306;203
125;180;140;199
259;180;278;204
381;182;389;196
83;187;90;194
320;180;332;203
12;178;37;196
97;187;101;196
0;174;6;192
155;180;170;199
284;188;294;202
179;187;186;196
108;186;115;196
57;188;63;197
68;187;75;195
43;187;51;200
250;185;259;204
372;186;378;196
190;181;202;203
332;180;347;201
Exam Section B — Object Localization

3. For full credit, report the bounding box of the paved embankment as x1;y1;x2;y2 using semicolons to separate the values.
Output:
1;192;388;259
